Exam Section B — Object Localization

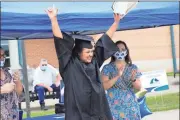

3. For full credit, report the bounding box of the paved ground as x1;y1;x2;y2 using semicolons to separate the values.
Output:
21;76;179;110
143;109;179;120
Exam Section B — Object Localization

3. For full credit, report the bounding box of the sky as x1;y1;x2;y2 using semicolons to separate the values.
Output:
1;2;178;14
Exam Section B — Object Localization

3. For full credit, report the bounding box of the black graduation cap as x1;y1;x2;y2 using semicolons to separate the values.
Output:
72;34;94;49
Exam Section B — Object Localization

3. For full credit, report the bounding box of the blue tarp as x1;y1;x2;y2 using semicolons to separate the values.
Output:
1;2;179;40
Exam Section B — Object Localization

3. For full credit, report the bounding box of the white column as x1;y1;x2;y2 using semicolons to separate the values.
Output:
8;40;21;69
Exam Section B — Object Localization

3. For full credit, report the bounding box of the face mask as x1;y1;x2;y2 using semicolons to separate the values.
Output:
114;50;127;60
40;66;47;71
0;59;5;68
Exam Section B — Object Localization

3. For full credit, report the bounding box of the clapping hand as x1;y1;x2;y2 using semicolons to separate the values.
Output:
131;69;137;82
12;71;21;85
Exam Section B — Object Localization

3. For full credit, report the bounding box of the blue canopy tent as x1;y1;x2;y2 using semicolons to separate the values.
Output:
1;2;179;39
1;2;179;119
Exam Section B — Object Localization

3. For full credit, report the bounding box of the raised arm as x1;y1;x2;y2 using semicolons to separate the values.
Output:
105;13;123;39
94;14;123;67
45;6;74;75
45;5;63;38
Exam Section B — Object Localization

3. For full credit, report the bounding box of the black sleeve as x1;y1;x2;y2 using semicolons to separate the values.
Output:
94;33;118;67
54;32;74;73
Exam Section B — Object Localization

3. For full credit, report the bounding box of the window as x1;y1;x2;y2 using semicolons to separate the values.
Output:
1;40;10;67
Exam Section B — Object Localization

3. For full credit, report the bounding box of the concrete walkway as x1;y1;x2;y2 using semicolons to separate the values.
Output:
143;109;179;120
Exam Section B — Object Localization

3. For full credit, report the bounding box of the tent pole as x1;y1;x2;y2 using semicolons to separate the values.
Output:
20;40;31;118
170;25;177;77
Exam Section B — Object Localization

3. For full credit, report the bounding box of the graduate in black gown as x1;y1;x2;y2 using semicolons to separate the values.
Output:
46;6;124;120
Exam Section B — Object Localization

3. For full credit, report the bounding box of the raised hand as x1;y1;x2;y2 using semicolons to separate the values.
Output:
105;13;124;39
45;4;63;38
45;4;58;20
12;71;21;85
114;13;124;23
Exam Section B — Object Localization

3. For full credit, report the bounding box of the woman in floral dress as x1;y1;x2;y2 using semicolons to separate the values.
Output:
0;47;24;120
101;41;142;120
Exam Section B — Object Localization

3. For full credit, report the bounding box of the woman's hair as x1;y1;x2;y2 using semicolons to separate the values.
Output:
72;45;83;57
111;40;132;65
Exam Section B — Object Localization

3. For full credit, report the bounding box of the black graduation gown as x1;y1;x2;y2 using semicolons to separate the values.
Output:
54;32;118;120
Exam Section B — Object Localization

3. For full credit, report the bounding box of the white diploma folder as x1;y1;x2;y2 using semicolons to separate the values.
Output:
112;1;138;16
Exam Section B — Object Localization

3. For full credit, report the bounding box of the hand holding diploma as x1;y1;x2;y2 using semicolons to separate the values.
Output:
112;1;138;18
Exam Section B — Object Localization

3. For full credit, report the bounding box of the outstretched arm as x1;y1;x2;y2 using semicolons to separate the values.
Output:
106;13;123;39
45;5;74;75
94;14;123;67
45;5;63;38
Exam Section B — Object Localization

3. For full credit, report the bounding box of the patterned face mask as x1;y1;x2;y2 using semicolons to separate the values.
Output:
113;50;127;60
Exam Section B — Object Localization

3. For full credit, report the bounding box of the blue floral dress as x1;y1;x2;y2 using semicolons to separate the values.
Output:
101;63;142;120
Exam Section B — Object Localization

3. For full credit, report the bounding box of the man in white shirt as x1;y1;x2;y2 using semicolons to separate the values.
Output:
33;59;62;110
